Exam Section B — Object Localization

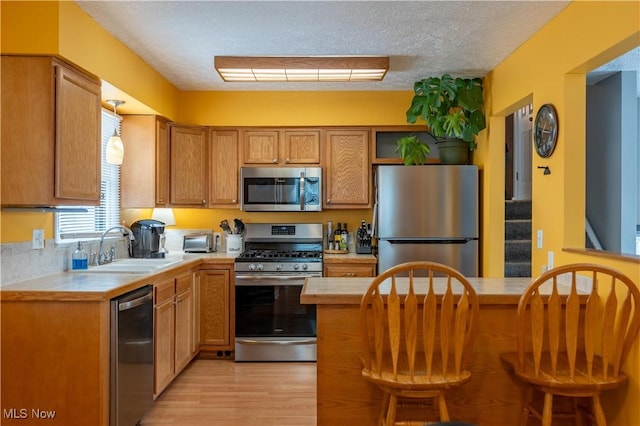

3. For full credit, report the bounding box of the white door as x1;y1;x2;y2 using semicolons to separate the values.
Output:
513;105;533;200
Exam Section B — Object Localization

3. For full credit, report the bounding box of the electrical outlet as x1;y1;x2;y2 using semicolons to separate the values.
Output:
32;229;45;250
547;251;554;269
536;230;543;249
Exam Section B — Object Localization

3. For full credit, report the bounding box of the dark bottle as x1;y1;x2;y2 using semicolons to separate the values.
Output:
334;223;342;245
340;223;348;250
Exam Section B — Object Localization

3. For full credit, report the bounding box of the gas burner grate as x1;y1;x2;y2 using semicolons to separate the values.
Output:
238;250;322;260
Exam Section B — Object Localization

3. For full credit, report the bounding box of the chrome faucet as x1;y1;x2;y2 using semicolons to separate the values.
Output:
98;226;134;264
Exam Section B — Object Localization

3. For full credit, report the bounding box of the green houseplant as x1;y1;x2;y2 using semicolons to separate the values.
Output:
405;74;486;164
395;134;431;165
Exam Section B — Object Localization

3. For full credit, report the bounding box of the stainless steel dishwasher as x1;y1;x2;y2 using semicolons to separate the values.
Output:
110;285;154;426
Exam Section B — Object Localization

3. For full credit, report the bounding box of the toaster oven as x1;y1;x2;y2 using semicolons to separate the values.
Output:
183;233;217;253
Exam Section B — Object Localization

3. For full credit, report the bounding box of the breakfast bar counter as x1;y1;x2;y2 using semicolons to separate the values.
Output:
301;276;542;426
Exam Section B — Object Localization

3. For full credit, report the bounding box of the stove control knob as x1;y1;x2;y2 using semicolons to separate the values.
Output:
257;264;264;271
275;263;282;271
249;264;256;271
302;264;308;270
293;264;300;270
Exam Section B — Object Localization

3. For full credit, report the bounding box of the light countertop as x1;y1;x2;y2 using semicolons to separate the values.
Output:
1;252;237;302
302;276;544;305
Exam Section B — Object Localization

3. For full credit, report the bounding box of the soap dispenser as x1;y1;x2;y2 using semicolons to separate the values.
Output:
72;241;88;270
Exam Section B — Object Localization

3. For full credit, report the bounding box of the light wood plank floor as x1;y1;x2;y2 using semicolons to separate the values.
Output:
141;359;317;426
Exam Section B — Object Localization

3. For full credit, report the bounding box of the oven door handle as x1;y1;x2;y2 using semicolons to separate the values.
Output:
234;274;318;286
235;338;317;346
299;170;305;211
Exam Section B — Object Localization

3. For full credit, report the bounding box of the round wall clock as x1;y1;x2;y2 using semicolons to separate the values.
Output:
533;103;558;158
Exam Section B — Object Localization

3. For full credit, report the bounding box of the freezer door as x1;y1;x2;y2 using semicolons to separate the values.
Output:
378;239;478;277
376;165;478;238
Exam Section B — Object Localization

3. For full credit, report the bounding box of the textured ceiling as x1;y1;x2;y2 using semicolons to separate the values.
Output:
76;0;574;92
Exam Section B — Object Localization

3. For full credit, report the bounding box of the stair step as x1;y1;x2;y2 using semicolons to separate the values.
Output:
505;200;532;220
505;240;531;262
505;262;532;277
505;219;532;241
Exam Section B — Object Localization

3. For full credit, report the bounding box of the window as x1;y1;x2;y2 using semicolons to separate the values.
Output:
55;108;121;243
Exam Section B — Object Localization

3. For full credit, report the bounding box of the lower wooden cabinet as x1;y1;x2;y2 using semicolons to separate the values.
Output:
153;271;195;397
324;263;376;277
199;266;233;352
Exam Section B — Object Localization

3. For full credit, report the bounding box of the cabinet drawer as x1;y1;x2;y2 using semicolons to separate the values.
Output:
155;278;176;305
175;273;191;295
324;264;375;277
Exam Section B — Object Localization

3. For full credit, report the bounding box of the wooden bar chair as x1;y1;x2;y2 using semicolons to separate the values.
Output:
501;263;640;426
359;261;479;426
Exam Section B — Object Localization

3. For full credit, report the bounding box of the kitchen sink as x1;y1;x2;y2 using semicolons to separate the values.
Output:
84;258;183;274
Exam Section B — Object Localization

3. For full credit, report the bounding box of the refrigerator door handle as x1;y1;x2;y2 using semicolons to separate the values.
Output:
385;238;477;244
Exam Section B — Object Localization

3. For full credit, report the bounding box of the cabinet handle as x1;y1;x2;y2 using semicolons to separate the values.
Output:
232;199;237;203
202;199;206;205
272;159;278;164
285;158;290;163
342;272;355;277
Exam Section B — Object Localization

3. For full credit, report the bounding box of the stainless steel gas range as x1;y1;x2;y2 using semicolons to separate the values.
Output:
234;223;323;362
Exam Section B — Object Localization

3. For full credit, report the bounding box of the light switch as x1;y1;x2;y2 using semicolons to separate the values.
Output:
536;230;543;249
547;251;554;269
32;229;45;250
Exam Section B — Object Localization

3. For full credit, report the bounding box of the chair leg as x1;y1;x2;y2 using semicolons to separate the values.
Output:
379;393;390;426
542;393;553;426
573;397;585;426
591;395;607;426
519;387;533;426
437;394;450;421
385;394;398;426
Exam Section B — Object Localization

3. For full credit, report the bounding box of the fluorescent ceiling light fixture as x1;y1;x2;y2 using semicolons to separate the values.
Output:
214;56;389;82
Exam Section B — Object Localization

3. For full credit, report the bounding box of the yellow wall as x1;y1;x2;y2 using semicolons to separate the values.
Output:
482;2;640;424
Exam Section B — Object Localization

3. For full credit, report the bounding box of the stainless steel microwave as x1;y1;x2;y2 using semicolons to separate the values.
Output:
240;167;322;212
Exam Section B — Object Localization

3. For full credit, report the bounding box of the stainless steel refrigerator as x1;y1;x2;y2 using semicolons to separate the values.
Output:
375;165;479;276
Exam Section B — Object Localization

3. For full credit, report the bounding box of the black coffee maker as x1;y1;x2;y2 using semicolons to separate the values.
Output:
129;219;166;258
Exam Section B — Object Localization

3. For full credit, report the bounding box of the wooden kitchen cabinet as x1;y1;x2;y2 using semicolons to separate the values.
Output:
170;124;208;206
324;263;376;277
324;129;371;208
153;271;195;397
241;128;321;165
121;115;170;207
209;129;240;207
1;55;101;206
153;278;176;396
199;266;233;351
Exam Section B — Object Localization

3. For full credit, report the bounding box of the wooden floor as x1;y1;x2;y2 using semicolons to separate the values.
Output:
141;359;317;426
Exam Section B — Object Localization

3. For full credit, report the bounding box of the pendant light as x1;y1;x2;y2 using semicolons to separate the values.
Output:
106;100;125;165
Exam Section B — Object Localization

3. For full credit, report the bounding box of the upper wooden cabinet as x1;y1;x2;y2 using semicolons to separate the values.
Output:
324;129;371;208
209;129;239;208
241;129;321;165
1;55;101;206
170;124;208;206
121;115;170;207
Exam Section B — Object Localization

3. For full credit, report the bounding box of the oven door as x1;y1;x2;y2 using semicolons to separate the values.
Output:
234;273;318;361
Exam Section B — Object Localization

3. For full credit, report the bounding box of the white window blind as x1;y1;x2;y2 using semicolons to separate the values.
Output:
55;108;121;242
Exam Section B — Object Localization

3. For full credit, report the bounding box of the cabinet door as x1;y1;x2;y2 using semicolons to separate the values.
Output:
209;130;239;207
200;269;231;348
156;118;170;205
54;61;101;201
154;278;176;396
174;286;193;372
170;125;208;206
324;263;375;277
1;56;101;206
192;271;201;356
121;115;169;207
324;130;371;208
283;130;321;164
242;130;279;164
